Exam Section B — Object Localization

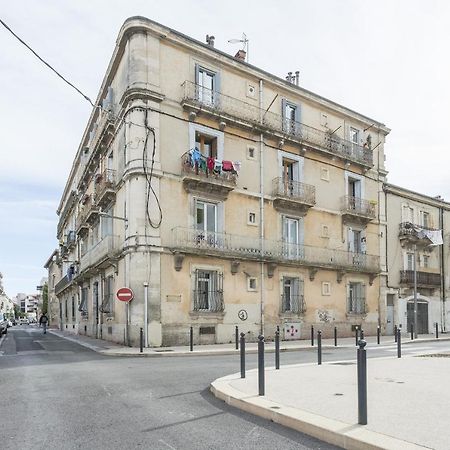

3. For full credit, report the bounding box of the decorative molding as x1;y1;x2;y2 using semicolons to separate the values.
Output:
173;252;184;271
309;268;318;281
267;263;277;278
337;270;345;284
231;260;240;275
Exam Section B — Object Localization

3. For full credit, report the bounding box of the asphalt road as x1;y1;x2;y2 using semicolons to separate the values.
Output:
2;326;450;450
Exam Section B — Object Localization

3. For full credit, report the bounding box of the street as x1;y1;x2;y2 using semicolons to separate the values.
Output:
2;327;450;450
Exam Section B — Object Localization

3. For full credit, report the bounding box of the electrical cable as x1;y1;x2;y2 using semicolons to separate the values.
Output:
0;17;96;108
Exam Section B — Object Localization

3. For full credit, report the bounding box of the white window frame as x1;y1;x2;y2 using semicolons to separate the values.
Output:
278;150;304;182
247;277;258;292
322;282;331;296
347;281;366;314
345;170;364;199
191;264;224;312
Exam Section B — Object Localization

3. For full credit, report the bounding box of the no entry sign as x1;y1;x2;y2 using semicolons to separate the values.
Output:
116;287;134;302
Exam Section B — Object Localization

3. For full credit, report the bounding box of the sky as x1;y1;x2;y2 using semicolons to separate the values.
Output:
1;0;450;297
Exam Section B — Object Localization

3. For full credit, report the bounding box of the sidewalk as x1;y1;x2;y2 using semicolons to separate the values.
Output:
49;328;450;357
211;352;450;450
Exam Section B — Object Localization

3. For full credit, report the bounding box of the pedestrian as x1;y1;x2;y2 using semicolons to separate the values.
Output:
39;313;49;334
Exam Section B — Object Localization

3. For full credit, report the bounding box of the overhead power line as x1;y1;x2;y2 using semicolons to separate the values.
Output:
0;18;96;108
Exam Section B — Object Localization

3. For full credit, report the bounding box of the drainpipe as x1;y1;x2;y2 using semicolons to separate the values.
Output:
439;207;446;332
259;79;265;336
143;282;148;347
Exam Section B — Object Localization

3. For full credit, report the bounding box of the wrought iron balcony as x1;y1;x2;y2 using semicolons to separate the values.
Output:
55;275;72;295
181;81;373;167
398;222;440;248
272;177;315;215
76;207;89;237
181;151;237;200
281;294;306;314
79;234;121;273
341;196;376;224
94;169;117;208
65;230;76;249
400;270;441;287
171;227;379;273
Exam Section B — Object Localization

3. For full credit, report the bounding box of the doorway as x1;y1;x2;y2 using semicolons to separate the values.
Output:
407;301;429;334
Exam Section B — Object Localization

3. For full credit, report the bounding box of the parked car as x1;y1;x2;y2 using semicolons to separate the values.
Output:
0;313;8;335
7;320;13;328
19;318;29;325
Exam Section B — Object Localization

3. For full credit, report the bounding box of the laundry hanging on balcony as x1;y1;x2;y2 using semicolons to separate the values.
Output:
417;228;443;246
186;148;241;176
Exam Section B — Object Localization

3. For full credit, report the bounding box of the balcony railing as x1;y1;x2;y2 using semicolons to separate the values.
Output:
94;169;116;207
182;81;373;167
399;222;439;238
400;270;441;287
55;275;71;295
79;235;121;273
181;151;237;184
341;196;376;220
272;177;316;205
171;227;379;272
281;294;306;314
65;230;76;249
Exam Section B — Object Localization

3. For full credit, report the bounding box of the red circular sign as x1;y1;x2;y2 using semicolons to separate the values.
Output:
116;287;134;302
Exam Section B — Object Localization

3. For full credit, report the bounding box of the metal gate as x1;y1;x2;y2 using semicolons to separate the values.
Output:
407;301;429;334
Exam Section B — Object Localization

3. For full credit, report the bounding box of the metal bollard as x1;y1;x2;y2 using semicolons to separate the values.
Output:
235;325;239;350
394;325;398;343
436;322;439;339
377;325;380;345
317;330;322;365
190;326;193;352
258;335;265;396
410;324;414;341
275;330;280;370
311;325;314;346
355;326;359;346
397;328;401;358
139;327;143;353
334;326;338;347
357;339;368;425
240;332;246;378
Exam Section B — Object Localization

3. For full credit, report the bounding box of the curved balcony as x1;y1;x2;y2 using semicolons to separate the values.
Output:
94;169;117;209
398;222;441;248
341;196;376;225
272;177;315;215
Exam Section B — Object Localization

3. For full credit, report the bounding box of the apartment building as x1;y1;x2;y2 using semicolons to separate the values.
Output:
383;184;450;334
12;293;39;319
0;274;14;318
44;250;62;326
52;17;390;346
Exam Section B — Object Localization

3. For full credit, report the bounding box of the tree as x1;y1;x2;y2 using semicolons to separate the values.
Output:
42;283;48;315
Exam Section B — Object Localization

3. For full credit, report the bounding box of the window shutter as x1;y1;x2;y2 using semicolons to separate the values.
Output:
295;103;302;137
346;283;350;312
281;98;287;119
348;227;355;253
361;230;367;254
214;71;221;93
195;63;200;84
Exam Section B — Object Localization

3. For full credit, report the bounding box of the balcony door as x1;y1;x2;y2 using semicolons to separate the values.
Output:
196;200;217;247
348;178;362;207
283;217;303;259
197;67;216;105
282;277;303;313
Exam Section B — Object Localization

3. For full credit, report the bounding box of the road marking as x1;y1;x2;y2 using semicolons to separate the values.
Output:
158;439;177;449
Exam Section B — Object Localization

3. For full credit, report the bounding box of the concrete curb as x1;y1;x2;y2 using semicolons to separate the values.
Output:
210;371;428;450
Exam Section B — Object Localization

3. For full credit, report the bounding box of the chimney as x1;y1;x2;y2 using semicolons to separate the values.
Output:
295;71;300;86
234;49;246;61
206;35;215;47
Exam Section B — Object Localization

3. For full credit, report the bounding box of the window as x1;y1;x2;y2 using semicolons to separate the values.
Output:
247;146;256;160
101;276;114;316
282;216;301;258
402;205;414;223
423;255;429;268
321;224;329;238
281;277;304;313
282;101;298;133
348;282;365;314
322;282;331;296
65;299;68;319
101;206;113;238
196;66;216;105
196;200;217;234
195;131;217;158
71;295;76;320
193;269;224;312
406;253;414;271
247;277;257;292
348;177;362;200
348;228;366;254
420;211;430;228
350;127;359;145
79;287;88;318
248;212;257;226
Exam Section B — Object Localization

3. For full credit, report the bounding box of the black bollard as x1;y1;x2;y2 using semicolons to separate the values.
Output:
410;324;414;341
277;325;280;333
235;325;239;350
190;326;193;352
436;322;439;339
397;328;401;358
139;327;143;353
317;330;322;365
334;326;338;347
258;335;265;396
377;326;380;345
394;325;398;343
355;326;359;346
357;339;368;425
275;330;280;370
311;325;314;346
240;332;246;378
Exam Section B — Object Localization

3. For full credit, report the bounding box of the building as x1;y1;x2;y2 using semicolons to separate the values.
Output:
12;293;39;320
52;16;390;346
0;273;15;319
44;250;62;327
383;184;450;334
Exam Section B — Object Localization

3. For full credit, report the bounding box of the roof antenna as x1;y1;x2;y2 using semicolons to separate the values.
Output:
228;33;249;62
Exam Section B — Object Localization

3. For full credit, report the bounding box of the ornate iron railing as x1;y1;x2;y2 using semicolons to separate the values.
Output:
400;270;441;287
181;152;237;185
182;81;373;166
94;169;116;203
171;227;379;272
272;177;316;205
281;294;306;314
193;289;224;312
341;196;376;219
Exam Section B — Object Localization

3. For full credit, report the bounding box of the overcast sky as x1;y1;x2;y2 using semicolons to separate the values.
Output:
1;0;449;297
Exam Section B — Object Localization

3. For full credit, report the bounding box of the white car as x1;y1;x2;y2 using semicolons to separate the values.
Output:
7;320;13;327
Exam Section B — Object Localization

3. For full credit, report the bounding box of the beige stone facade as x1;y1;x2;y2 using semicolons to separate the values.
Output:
52;17;390;346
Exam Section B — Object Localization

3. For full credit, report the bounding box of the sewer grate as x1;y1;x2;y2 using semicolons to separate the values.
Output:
330;362;356;366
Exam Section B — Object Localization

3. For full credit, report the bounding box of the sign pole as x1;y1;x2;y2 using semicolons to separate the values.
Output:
143;282;148;348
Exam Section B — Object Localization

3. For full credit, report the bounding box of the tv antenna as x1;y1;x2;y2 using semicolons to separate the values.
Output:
228;33;249;62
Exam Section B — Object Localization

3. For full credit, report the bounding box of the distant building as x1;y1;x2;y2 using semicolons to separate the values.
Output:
13;293;39;319
44;250;62;326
